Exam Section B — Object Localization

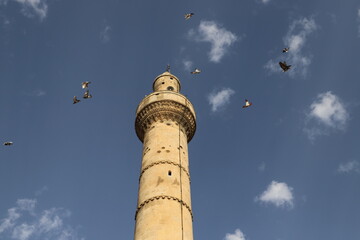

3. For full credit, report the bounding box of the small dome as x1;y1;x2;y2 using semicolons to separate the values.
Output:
152;71;181;92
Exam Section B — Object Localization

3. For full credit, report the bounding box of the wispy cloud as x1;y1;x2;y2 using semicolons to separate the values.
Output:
23;89;46;97
0;14;11;28
265;17;318;77
261;0;271;4
182;59;193;72
338;160;360;174
16;199;36;214
208;88;235;112
6;0;49;20
255;181;294;208
224;229;246;240
188;20;238;63
35;186;48;196
28;89;46;97
258;162;266;172
0;198;84;240
304;91;349;141
100;25;112;43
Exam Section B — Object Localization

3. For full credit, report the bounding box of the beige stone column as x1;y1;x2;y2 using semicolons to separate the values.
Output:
134;72;196;240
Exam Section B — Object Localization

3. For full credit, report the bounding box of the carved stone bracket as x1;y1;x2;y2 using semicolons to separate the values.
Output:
135;100;196;142
135;195;193;221
139;160;191;183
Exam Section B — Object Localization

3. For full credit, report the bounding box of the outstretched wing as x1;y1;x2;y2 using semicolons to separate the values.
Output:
279;61;285;69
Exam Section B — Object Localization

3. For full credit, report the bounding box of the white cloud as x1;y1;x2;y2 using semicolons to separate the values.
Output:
256;181;294;208
208;88;235;112
265;17;318;77
16;199;36;214
188;20;238;63
0;208;20;233
38;208;65;233
304;92;349;141
0;198;84;240
224;229;246;240
100;25;112;43
338;161;360;173
12;0;48;20
308;91;348;128
12;224;35;240
261;0;271;4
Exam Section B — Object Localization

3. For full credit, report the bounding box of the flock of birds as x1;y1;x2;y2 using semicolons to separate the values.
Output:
73;81;92;104
2;81;93;147
184;13;292;110
2;13;292;147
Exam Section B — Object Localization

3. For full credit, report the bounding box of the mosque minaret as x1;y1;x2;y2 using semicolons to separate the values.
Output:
134;70;196;240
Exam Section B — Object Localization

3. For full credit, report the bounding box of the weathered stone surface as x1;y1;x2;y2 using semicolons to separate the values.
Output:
134;72;196;240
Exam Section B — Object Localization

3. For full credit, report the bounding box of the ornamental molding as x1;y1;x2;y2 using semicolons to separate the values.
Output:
135;100;196;142
139;160;191;183
135;195;193;221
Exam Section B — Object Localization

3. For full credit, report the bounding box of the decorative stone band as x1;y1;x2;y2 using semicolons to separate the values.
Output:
135;100;196;142
135;195;193;221
139;160;191;183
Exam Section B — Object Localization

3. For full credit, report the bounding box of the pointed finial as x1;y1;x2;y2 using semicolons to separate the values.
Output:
166;64;171;72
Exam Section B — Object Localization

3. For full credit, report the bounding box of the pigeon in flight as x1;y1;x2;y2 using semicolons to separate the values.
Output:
191;68;201;74
184;13;194;20
73;96;81;104
279;61;291;72
82;81;91;89
242;99;252;108
282;47;289;53
3;141;13;146
83;90;92;99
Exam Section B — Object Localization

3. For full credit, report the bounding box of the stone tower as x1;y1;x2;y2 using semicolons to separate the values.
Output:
134;70;196;240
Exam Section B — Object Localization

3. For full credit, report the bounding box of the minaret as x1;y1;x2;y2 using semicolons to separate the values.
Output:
134;70;196;240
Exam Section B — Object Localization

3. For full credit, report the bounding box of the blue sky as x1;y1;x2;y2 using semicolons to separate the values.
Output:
0;0;360;240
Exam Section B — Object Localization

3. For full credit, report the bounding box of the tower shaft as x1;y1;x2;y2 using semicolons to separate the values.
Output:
134;72;196;240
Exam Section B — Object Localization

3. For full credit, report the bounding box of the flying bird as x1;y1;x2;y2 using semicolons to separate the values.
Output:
73;96;80;104
191;68;201;74
82;81;91;89
279;61;291;72
3;141;13;146
282;47;289;53
242;99;252;108
184;13;194;20
83;90;92;99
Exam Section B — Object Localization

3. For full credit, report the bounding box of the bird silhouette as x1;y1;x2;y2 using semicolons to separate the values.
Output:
190;68;201;74
83;90;92;99
82;81;91;89
184;13;194;20
242;99;252;108
73;96;81;104
279;61;291;72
